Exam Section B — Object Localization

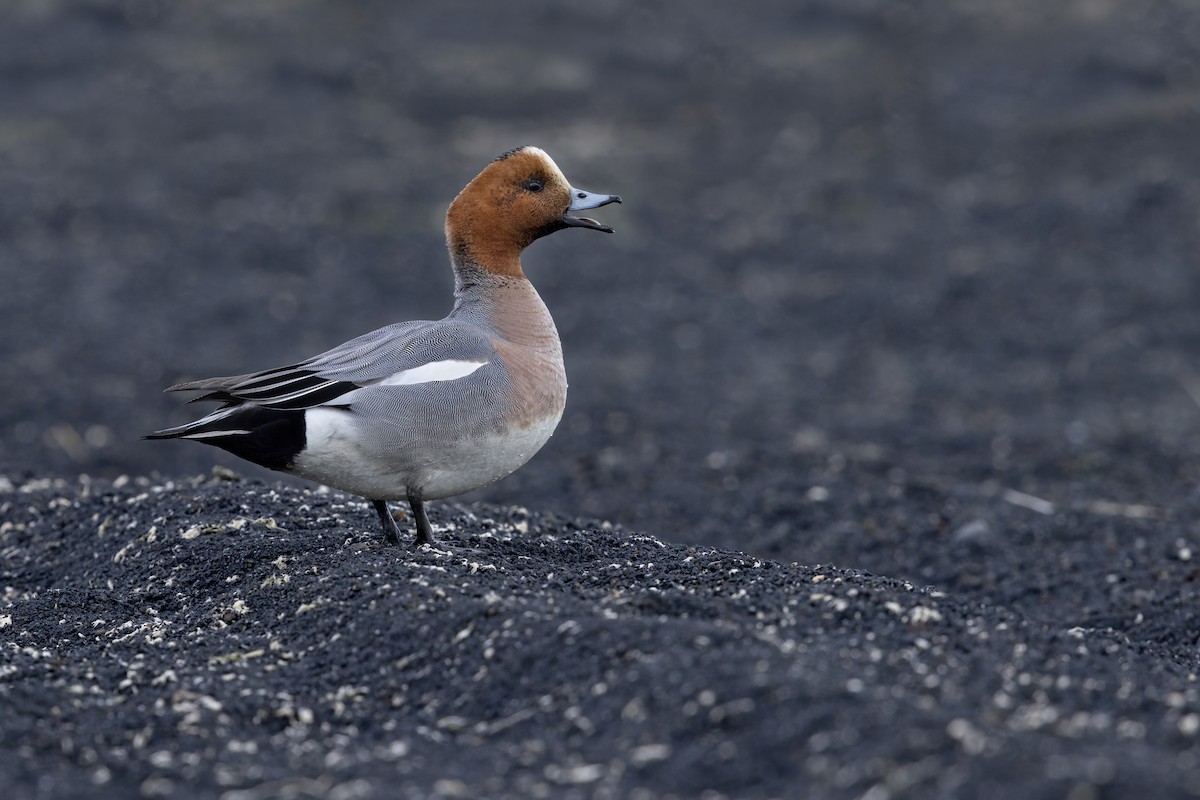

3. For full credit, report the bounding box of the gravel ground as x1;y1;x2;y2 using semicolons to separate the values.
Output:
4;1;1200;798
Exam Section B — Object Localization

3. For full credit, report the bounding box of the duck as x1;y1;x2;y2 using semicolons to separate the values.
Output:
148;146;621;547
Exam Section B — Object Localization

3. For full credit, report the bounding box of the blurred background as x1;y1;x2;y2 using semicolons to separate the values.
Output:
4;0;1200;571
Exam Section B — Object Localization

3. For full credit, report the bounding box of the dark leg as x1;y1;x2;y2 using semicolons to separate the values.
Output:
373;499;402;546
407;488;434;546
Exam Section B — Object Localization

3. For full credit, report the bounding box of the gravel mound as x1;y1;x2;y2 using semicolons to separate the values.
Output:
4;475;1200;798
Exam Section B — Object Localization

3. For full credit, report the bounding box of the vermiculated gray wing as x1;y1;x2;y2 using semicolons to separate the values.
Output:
167;320;496;411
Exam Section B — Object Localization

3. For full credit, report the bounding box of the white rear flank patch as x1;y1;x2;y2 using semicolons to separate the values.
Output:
293;406;394;497
378;359;488;386
303;407;352;452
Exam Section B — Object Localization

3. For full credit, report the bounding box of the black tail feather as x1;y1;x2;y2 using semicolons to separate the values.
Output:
147;406;307;472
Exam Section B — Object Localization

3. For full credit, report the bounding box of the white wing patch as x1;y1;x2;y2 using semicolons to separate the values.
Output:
378;358;488;386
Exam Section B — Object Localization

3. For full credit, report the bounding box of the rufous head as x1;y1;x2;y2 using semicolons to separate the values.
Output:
446;146;621;276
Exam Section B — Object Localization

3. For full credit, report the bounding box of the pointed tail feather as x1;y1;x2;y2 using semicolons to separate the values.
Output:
145;405;308;471
144;405;243;440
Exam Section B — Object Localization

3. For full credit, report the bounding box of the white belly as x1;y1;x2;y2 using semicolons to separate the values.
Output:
290;406;562;501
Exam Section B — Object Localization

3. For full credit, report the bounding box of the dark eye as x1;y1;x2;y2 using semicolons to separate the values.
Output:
524;179;544;193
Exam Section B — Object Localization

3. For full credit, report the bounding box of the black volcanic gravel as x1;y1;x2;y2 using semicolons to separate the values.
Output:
5;2;1200;798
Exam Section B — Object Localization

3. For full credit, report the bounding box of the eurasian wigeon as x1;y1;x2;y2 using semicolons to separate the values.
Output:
148;146;621;546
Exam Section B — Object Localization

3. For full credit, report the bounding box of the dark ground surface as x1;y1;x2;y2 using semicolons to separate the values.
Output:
4;1;1200;797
